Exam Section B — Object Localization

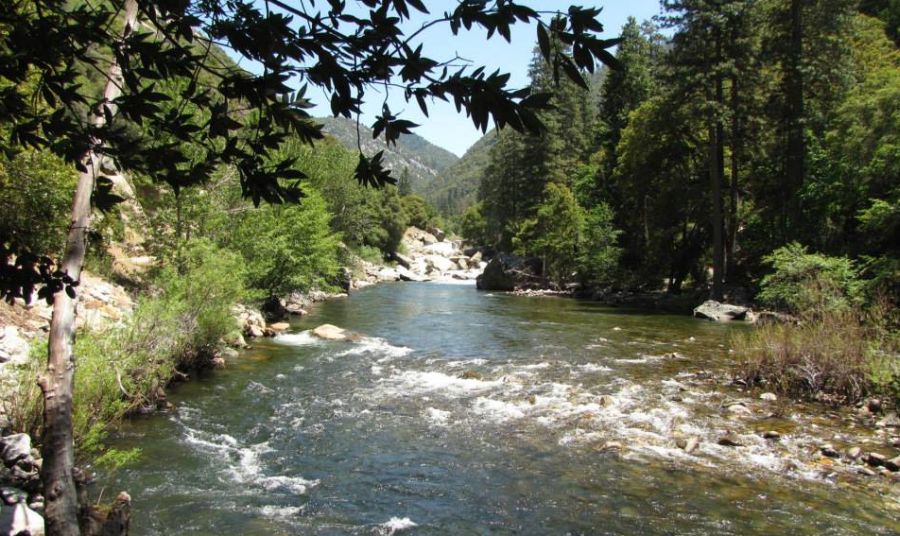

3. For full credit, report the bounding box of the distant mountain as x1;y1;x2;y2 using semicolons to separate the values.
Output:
316;116;458;195
424;129;497;215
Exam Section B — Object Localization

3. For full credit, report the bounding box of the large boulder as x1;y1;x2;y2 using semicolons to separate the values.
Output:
0;502;44;536
422;241;457;257
0;327;30;366
376;267;400;281
475;254;543;291
424;255;455;274
0;434;31;468
311;324;361;342
397;266;429;282
693;300;749;322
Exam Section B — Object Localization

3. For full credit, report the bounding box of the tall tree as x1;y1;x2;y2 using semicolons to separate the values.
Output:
1;2;622;534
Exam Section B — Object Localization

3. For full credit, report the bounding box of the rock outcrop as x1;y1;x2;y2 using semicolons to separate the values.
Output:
693;300;749;322
475;254;543;291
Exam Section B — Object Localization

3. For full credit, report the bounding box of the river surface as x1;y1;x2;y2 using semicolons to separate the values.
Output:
105;282;899;535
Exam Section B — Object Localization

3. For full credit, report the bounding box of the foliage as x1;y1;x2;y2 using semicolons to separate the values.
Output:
577;203;622;286
734;309;881;405
0;150;77;256
513;183;585;284
225;186;341;298
6;238;245;457
757;243;863;316
459;202;489;246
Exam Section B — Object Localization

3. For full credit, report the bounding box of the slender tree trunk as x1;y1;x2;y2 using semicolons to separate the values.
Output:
728;77;741;282
40;2;138;534
708;38;726;301
784;0;805;236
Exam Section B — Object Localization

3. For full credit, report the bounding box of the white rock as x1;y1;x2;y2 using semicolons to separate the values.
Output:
425;255;455;274
0;434;31;466
0;502;44;535
422;241;458;257
0;327;30;366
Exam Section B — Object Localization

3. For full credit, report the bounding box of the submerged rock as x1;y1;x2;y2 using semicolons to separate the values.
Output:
762;431;781;440
846;446;862;460
311;324;360;342
759;392;778;401
693;300;749;322
676;436;700;454
717;432;744;447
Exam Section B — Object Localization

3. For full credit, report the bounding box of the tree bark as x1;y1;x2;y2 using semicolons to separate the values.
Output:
40;2;139;535
727;77;741;281
784;0;805;235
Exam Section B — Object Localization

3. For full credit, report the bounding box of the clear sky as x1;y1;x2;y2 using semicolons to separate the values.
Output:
243;1;665;156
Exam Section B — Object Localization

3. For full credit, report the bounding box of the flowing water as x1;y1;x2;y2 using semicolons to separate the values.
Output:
105;282;900;535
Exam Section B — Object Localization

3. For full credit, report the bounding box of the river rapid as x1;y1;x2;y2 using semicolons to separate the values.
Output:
105;282;899;535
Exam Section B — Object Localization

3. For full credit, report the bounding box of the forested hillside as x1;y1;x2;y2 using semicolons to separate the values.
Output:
425;129;496;215
317;116;459;198
469;4;898;303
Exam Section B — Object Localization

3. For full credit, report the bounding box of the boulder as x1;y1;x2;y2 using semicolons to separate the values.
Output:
676;436;700;454
717;432;744;447
392;252;414;269
268;322;290;333
0;434;31;467
475;254;543;292
0;502;44;536
0;326;30;366
427;227;446;241
759;392;778;401
376;267;400;282
422;241;457;257
396;266;428;282
311;324;357;341
693;300;749;322
425;255;455;274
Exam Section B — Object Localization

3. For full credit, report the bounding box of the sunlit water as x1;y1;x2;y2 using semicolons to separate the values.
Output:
104;282;900;535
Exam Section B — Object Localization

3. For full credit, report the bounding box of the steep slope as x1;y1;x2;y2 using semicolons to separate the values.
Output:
317;116;458;195
424;129;497;215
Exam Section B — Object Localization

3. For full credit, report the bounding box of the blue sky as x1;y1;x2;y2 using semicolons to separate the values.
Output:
243;1;664;156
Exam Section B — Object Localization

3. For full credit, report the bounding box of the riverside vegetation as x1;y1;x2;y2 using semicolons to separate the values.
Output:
0;0;898;534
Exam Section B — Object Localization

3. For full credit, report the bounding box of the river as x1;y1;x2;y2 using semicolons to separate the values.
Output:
104;282;900;535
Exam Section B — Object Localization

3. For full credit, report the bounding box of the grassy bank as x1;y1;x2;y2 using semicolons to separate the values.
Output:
734;244;900;407
3;240;246;466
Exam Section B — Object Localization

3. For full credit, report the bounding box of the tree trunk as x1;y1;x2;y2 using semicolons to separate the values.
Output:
40;2;139;535
784;0;805;235
727;77;740;282
708;40;726;301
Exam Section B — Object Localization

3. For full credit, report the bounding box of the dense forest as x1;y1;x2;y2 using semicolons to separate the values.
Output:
458;0;898;308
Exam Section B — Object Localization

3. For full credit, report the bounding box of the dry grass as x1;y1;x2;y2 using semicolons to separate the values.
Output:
734;310;884;405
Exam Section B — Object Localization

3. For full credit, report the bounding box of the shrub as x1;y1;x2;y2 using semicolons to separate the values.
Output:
4;239;246;460
734;310;874;404
0;149;77;255
757;242;863;316
226;185;341;297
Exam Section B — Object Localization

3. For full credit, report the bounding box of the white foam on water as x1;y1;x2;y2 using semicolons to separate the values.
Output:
274;331;321;346
258;505;304;518
377;517;418;535
578;363;612;373
336;337;413;360
246;381;274;395
425;407;452;426
471;397;527;422
379;370;505;396
180;422;318;496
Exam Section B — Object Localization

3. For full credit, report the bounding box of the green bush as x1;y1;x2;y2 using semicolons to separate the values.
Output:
225;184;342;297
460;202;489;246
0;149;77;255
757;243;863;316
5;239;246;460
